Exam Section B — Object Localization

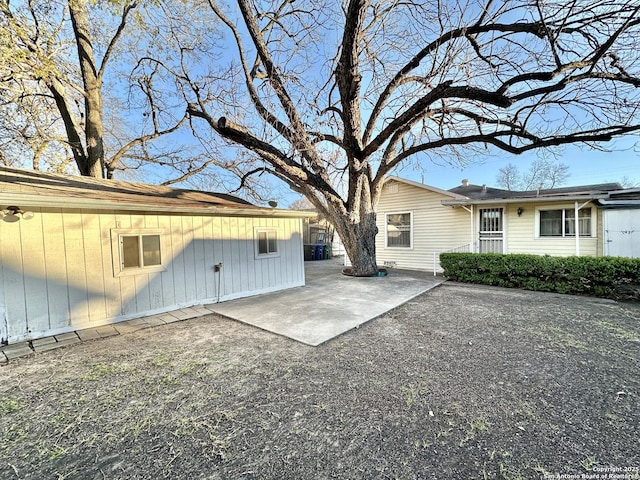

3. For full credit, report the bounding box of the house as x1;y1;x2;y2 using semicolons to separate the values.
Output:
0;166;313;345
375;176;640;273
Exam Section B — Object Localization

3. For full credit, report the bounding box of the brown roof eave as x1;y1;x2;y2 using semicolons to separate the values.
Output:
0;193;316;218
441;193;610;206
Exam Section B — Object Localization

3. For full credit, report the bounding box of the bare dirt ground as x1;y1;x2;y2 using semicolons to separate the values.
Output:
1;282;639;480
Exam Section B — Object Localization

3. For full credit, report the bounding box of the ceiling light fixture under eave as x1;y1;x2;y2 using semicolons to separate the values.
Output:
1;206;34;223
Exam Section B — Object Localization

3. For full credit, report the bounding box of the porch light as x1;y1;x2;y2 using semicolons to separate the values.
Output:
517;207;524;217
1;206;34;223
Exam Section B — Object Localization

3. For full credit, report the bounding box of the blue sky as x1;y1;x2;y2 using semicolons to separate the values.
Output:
390;137;639;191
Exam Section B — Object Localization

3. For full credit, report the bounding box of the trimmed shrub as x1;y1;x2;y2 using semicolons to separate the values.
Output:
439;253;640;301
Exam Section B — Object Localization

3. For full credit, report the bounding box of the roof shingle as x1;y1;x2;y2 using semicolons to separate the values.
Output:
0;166;256;210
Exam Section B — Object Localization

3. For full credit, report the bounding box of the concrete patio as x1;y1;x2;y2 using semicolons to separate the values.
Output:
209;257;445;346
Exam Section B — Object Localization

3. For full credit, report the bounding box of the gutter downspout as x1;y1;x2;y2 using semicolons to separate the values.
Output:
461;205;474;252
575;200;592;256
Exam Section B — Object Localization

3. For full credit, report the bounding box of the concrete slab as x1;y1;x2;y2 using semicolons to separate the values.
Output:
114;323;147;335
159;313;183;324
94;326;119;338
0;257;443;361
54;332;80;342
76;328;103;341
144;315;169;327
33;337;80;353
1;343;34;360
31;336;56;347
209;257;445;346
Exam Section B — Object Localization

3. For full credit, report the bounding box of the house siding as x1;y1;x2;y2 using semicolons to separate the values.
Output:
1;207;304;344
376;181;470;272
505;201;599;256
374;179;609;275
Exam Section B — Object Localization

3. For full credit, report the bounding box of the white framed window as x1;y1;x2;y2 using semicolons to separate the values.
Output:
385;212;412;248
111;229;166;277
538;208;592;237
255;228;279;258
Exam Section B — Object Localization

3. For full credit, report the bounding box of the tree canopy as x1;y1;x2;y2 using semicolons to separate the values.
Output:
4;0;640;274
0;0;218;182
496;159;571;191
172;0;640;274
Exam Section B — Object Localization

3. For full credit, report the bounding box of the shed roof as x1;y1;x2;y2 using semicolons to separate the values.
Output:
0;166;312;218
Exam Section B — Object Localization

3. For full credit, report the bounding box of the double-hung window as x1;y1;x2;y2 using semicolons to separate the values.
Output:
539;208;592;237
256;229;279;257
111;229;165;276
386;212;412;248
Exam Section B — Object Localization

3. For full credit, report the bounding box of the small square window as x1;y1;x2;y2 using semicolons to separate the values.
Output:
120;234;162;268
256;229;278;257
111;229;165;276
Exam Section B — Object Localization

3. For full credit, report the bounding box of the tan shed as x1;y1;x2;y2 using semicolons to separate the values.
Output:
0;167;312;344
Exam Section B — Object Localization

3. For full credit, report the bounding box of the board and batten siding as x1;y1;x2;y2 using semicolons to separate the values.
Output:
504;201;599;256
376;181;470;272
1;207;304;343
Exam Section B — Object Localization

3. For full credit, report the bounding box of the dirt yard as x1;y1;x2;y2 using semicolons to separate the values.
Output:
1;282;639;480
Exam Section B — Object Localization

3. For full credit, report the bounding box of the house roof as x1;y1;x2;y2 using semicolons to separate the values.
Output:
443;180;627;206
384;175;640;207
0;166;313;218
595;188;640;208
384;176;468;200
448;182;622;200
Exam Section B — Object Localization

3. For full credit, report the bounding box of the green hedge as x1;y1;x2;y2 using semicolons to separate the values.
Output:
439;253;640;300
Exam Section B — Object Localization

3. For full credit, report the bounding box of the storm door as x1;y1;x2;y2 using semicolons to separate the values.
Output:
478;208;504;253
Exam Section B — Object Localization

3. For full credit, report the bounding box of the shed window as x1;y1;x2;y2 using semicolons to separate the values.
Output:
111;229;166;277
121;234;162;268
256;229;278;257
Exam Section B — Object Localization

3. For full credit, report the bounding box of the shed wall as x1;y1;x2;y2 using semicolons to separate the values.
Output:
1;208;304;343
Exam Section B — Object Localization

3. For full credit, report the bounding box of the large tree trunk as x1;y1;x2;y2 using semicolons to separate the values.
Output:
337;211;379;276
329;169;380;277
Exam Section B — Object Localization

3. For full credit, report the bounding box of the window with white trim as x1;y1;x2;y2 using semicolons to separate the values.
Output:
386;212;412;248
256;229;278;257
539;208;592;237
111;229;166;276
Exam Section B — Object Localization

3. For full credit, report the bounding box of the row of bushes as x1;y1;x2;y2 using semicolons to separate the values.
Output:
439;253;640;301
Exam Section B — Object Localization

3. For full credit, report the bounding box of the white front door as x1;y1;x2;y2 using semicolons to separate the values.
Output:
479;208;504;253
